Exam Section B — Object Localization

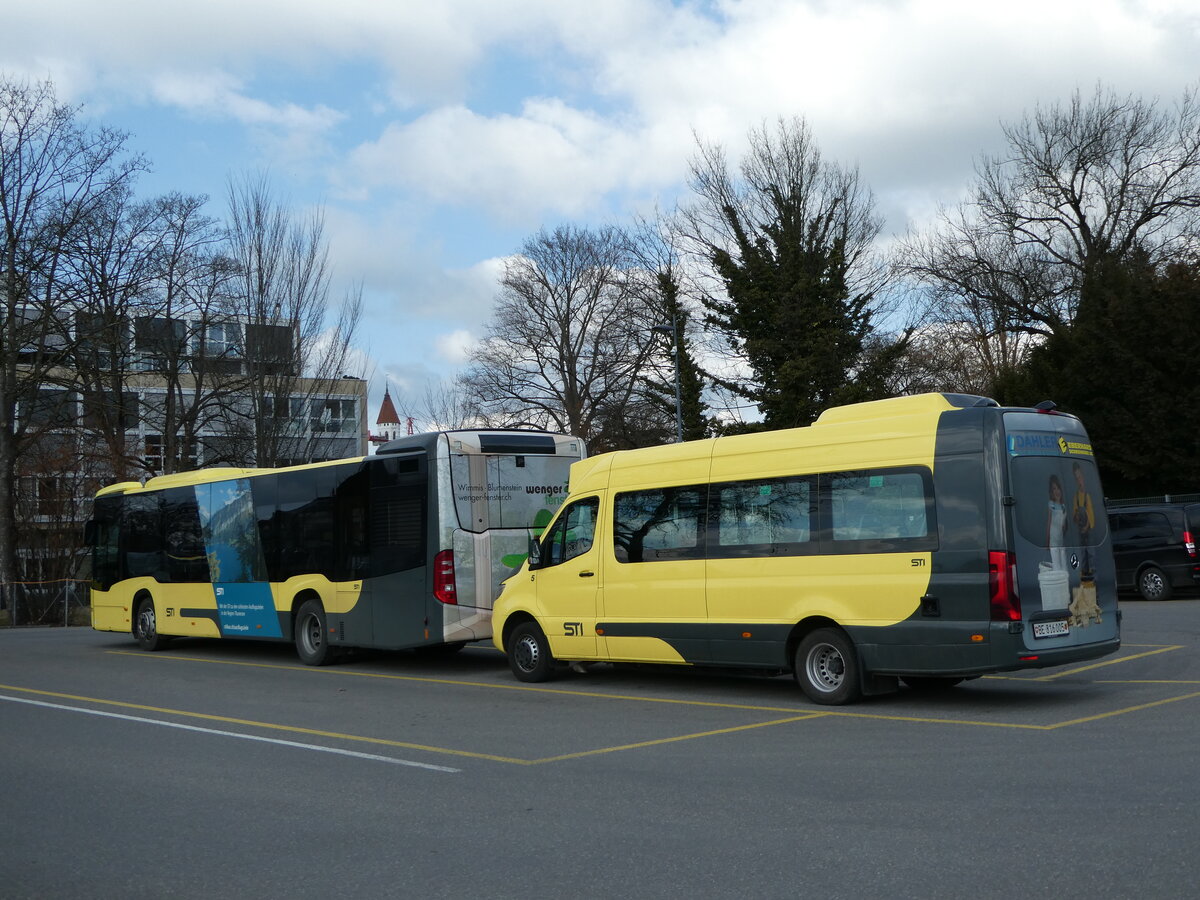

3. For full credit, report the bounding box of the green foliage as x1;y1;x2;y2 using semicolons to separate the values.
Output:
643;270;713;443
997;252;1200;495
706;204;907;429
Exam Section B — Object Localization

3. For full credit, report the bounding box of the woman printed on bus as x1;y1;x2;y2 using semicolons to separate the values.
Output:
1047;474;1068;571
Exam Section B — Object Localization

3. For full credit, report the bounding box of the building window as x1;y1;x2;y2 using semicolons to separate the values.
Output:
36;477;69;518
264;396;306;421
134;316;187;371
245;323;296;375
311;398;357;434
144;435;199;474
23;389;77;429
82;391;138;431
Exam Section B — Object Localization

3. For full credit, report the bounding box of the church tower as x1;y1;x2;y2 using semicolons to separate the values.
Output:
373;385;403;446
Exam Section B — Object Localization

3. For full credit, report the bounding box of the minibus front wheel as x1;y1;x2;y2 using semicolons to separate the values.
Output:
795;628;861;705
509;621;556;683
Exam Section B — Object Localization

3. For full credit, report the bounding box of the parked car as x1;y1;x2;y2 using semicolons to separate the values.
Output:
1107;502;1200;600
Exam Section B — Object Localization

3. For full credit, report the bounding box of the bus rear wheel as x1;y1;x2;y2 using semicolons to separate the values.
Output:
508;621;555;683
795;628;861;705
133;596;168;651
295;599;336;666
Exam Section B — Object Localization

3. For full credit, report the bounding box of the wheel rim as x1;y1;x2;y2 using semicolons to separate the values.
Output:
301;614;322;654
1141;571;1164;599
805;642;846;693
514;634;540;672
137;604;156;640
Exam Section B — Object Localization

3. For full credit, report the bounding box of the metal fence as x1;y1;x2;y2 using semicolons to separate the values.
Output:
1106;493;1200;507
0;581;90;628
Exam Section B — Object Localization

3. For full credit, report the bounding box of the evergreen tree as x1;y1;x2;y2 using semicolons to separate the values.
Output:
644;270;711;442
997;251;1200;495
684;118;908;430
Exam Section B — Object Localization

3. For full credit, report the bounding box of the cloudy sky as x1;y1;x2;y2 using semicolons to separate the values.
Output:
4;0;1198;425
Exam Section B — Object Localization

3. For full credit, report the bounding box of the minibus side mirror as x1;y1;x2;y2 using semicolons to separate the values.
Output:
82;520;96;546
527;534;543;570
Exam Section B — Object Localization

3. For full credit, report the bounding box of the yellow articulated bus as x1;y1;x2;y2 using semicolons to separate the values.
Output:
492;393;1121;704
88;430;583;664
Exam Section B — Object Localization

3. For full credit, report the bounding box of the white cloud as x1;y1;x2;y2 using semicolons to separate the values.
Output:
150;71;342;132
346;100;664;223
436;329;477;365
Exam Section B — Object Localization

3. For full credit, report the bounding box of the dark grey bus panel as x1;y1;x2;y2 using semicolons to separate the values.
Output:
1001;411;1119;651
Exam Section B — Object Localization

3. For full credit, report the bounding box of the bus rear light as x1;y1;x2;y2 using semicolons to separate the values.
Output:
1183;530;1196;559
989;550;1021;622
433;550;457;605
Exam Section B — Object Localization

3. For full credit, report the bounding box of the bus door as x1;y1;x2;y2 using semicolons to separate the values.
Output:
600;485;708;664
530;494;601;659
1002;413;1118;652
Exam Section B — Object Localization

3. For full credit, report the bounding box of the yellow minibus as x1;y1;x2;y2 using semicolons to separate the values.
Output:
492;393;1120;704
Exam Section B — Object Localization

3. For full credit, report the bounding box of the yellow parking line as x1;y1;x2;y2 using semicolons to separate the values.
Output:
106;650;816;714
1033;645;1183;680
1044;691;1200;728
0;683;529;765
530;715;829;764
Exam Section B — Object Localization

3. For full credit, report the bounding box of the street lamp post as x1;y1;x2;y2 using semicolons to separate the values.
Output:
652;318;684;443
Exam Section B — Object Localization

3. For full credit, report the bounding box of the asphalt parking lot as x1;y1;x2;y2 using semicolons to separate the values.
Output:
3;600;1199;898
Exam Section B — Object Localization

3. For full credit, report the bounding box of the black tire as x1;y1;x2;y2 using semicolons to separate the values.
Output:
508;621;556;683
795;628;861;705
900;676;965;691
133;595;168;651
1137;566;1172;601
294;599;336;666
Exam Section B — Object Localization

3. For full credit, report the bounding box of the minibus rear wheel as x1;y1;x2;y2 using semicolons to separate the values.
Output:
795;628;861;705
509;621;556;683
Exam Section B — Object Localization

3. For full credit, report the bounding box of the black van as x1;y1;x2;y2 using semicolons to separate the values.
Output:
1107;502;1200;600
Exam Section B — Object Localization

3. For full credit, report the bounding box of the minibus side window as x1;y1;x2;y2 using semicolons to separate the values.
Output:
826;468;935;550
541;496;598;567
711;476;814;557
613;487;704;563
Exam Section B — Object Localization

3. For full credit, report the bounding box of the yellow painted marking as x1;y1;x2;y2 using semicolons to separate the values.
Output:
106;651;815;714
90;645;1200;738
530;715;828;763
1042;691;1200;728
1032;645;1183;681
0;683;527;765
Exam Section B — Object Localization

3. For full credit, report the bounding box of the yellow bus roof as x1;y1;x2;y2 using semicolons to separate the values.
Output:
94;455;369;498
568;393;963;494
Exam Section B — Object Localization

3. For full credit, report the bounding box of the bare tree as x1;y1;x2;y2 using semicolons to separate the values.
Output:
0;76;144;601
459;224;660;449
900;84;1200;386
224;172;363;466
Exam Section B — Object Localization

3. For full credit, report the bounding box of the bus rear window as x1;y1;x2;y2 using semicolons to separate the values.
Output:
450;453;575;532
1010;456;1107;548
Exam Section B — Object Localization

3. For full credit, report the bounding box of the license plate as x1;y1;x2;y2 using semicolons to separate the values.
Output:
1032;619;1070;639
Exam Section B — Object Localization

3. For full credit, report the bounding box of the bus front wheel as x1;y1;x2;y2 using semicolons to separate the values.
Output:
795;628;861;705
295;599;336;666
133;596;168;651
508;621;555;683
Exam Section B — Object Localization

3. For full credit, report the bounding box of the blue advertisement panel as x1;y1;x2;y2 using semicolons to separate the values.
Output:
196;479;282;638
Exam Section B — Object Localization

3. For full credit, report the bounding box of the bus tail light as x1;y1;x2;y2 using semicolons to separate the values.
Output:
989;550;1021;622
434;550;457;604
